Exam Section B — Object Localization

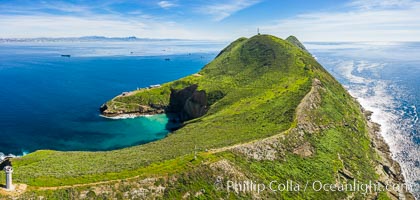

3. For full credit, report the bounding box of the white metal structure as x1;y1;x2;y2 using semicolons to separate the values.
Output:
3;166;14;190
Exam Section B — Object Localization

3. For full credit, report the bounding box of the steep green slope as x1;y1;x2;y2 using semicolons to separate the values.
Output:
2;35;411;199
5;34;314;185
286;35;309;53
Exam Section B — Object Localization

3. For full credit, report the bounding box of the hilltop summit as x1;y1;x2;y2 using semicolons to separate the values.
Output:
6;35;413;199
102;34;319;119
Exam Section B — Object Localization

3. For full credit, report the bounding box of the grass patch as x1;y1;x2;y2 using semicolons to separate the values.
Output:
3;35;391;199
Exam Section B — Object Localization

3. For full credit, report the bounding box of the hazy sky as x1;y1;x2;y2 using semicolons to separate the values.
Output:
1;0;420;41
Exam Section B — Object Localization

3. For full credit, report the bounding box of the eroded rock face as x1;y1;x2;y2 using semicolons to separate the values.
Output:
168;84;208;121
168;85;198;113
99;104;108;113
183;90;207;119
100;84;207;121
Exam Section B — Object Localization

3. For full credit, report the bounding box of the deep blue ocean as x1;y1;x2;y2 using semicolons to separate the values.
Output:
0;40;418;196
306;41;420;196
0;40;224;155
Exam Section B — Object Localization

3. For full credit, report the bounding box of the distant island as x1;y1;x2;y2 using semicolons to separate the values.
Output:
1;34;413;199
0;36;192;43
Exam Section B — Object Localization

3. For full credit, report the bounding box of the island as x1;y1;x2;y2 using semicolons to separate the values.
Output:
1;34;414;199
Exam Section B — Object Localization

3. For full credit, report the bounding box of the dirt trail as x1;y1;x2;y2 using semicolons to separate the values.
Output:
6;79;322;194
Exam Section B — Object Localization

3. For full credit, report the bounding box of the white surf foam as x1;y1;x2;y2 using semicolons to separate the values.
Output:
0;152;18;162
99;113;155;120
0;150;30;162
335;59;420;197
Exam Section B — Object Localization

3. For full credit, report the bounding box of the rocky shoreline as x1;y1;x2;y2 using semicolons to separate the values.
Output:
101;79;415;199
100;105;165;118
362;107;415;199
99;79;415;199
100;84;208;122
95;34;416;199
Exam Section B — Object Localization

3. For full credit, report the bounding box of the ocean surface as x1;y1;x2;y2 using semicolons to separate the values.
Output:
0;40;224;155
306;41;420;197
0;39;418;196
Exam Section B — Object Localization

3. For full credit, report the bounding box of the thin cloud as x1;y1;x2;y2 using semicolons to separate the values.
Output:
0;0;230;40
261;0;420;41
199;0;262;21
1;0;419;41
158;1;177;9
348;0;414;10
40;1;92;13
0;1;90;16
0;14;205;39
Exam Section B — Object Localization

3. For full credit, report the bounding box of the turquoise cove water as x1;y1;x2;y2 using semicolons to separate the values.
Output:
0;41;223;155
0;40;418;196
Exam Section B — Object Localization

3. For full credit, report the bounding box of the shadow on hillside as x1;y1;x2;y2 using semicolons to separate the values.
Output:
165;113;183;132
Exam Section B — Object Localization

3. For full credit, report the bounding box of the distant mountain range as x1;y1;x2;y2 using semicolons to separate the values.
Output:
0;36;187;42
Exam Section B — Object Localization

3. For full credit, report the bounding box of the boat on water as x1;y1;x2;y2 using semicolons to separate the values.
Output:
61;55;71;57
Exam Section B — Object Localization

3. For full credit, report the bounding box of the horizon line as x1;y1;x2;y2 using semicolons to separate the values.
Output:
1;36;420;43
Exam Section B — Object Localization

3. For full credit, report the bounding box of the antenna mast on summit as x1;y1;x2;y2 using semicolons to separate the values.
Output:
257;28;260;35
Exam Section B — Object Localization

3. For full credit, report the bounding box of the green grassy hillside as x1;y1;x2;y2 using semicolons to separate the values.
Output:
1;35;409;199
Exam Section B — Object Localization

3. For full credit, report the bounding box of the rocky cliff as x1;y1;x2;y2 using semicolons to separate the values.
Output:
100;84;207;122
167;84;207;121
9;34;414;199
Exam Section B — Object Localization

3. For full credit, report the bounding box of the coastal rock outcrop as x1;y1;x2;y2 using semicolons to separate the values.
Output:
100;84;208;122
92;35;416;199
100;103;165;117
7;34;416;200
167;84;207;121
99;104;108;113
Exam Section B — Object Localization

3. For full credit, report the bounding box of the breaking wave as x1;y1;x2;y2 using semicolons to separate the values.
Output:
0;151;28;162
99;113;155;120
319;58;420;198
